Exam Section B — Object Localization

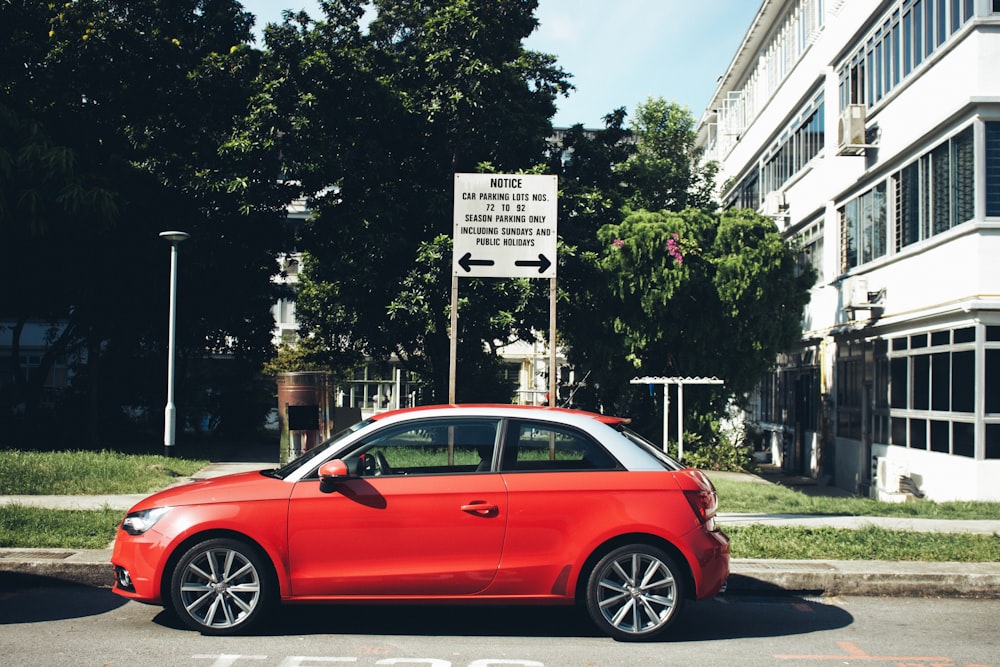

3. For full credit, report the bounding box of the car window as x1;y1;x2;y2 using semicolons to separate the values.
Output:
339;418;501;477
501;420;621;472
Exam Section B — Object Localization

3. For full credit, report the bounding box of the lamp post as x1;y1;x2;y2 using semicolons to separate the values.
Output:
160;230;190;457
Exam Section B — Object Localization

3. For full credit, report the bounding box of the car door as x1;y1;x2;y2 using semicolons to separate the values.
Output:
286;417;508;597
493;418;626;595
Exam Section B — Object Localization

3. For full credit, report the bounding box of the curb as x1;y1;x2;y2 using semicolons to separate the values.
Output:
729;558;1000;599
3;549;1000;599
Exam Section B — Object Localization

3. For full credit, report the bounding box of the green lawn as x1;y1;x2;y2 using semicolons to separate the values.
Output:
712;477;1000;520
0;450;207;495
1;450;998;559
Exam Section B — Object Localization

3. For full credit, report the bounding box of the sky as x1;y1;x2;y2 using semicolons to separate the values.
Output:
238;0;762;128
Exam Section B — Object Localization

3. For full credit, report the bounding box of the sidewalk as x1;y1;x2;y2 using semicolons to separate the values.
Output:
2;461;999;597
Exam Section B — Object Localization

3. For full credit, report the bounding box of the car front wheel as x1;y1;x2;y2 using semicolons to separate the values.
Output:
169;537;275;635
584;543;686;641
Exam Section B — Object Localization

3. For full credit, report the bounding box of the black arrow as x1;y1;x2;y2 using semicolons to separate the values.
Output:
515;254;552;274
458;252;495;273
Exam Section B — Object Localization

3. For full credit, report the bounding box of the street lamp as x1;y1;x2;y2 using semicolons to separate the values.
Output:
160;230;190;457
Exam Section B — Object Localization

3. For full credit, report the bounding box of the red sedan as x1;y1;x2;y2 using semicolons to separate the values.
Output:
112;404;729;641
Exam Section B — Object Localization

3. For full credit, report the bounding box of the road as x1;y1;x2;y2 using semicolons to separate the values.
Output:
1;576;998;666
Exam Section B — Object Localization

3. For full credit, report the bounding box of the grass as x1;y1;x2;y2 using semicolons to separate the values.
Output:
725;525;1000;562
0;505;122;549
1;450;999;559
712;477;1000;520
0;450;207;495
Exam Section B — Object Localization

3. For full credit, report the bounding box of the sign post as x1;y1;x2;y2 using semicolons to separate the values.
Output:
451;173;558;403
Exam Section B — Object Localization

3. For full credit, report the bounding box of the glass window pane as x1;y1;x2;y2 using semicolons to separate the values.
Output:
986;350;1000;413
987;122;1000;217
987;424;1000;459
931;352;950;411
910;418;927;449
931;142;950;233
891;357;909;408
952;350;974;413
913;355;930;410
953;422;974;458
930;420;949;452
952;126;974;224
504;421;618;471
892;417;908;445
954;327;975;344
356;418;500;474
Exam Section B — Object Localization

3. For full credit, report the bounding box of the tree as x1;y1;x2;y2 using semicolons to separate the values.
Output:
0;0;285;445
549;100;813;446
616;97;718;212
599;208;814;395
266;0;571;401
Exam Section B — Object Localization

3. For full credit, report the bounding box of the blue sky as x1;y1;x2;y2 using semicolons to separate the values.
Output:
239;0;762;128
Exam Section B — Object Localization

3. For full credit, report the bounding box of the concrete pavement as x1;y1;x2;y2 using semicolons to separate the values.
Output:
2;461;999;598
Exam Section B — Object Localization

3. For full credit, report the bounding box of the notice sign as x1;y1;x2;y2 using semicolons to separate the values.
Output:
453;173;557;278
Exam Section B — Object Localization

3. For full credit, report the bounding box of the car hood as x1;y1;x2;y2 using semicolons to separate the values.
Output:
126;470;292;512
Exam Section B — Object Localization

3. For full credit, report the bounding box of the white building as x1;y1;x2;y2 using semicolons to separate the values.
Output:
696;0;1000;501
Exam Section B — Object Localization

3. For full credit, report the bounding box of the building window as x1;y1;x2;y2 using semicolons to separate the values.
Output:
839;183;887;271
762;93;825;197
987;122;1000;217
794;219;824;278
888;326;983;458
836;340;865;440
839;0;975;112
892;125;975;254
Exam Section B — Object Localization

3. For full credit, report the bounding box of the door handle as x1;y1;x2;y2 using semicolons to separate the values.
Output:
461;501;499;517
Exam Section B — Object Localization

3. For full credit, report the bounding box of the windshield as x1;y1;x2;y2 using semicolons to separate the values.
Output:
614;424;685;471
263;418;373;479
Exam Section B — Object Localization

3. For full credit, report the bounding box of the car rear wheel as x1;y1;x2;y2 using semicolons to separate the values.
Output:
169;537;274;635
584;543;686;641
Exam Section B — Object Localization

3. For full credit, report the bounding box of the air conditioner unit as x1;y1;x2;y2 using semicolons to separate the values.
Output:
837;104;868;155
763;191;788;217
844;276;868;308
843;277;885;314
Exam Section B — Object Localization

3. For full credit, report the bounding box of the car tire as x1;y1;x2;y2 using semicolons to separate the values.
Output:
584;543;686;641
169;537;275;635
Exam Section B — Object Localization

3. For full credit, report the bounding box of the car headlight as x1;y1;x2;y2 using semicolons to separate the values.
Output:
121;507;171;535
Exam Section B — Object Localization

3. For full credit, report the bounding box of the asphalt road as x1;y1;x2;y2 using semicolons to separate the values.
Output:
2;575;999;667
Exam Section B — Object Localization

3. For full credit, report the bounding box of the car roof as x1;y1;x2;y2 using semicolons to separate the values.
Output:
369;404;630;427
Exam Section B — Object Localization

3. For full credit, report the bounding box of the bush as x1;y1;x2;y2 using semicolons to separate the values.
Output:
666;414;754;472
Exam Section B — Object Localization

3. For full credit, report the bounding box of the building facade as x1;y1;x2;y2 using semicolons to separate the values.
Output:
696;0;1000;501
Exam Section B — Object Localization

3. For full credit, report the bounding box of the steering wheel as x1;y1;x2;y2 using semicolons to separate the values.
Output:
373;451;392;476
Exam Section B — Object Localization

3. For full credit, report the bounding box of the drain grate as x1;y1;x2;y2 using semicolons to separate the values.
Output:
0;550;72;560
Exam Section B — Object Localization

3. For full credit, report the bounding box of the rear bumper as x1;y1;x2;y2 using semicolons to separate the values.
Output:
689;528;730;600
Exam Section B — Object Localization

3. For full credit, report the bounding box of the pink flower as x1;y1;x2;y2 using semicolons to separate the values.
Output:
667;233;684;265
612;238;625;248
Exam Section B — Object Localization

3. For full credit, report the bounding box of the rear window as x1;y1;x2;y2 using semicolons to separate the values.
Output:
615;425;685;470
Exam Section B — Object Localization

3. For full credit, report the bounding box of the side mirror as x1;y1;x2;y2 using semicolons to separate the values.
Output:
318;459;350;493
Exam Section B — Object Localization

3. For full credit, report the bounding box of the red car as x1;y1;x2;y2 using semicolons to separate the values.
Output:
112;405;729;641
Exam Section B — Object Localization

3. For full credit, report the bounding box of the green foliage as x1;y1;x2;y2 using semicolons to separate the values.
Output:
615;97;718;212
554;100;812;432
1;0;285;447
584;206;814;414
272;0;571;400
0;450;206;495
726;525;1000;562
0;505;123;549
714;476;1000;520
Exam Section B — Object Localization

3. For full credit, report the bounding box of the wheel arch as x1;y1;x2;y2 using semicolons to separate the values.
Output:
574;533;696;603
160;529;284;607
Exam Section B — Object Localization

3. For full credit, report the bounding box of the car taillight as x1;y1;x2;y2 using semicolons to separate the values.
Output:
683;489;719;531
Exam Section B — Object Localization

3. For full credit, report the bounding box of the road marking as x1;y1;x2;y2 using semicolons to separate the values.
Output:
775;640;952;662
